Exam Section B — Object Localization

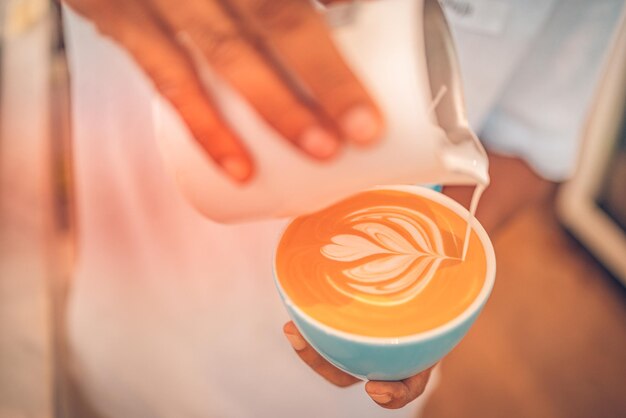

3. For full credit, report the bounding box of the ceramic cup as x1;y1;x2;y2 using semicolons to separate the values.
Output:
274;186;496;381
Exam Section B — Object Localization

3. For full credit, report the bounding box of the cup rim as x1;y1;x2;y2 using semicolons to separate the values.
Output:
273;185;496;346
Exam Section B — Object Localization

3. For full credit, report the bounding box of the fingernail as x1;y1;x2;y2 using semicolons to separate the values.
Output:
340;105;382;145
298;126;339;159
219;156;252;182
369;393;392;404
284;332;307;351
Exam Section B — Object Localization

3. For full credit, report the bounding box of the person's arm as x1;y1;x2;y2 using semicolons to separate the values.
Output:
62;0;384;182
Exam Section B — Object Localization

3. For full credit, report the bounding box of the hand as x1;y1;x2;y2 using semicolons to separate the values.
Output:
283;321;435;409
64;0;383;182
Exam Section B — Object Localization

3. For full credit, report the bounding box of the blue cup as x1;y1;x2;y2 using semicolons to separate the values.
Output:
274;186;496;381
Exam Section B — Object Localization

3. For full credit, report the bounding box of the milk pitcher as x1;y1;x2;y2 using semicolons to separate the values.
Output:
153;0;489;223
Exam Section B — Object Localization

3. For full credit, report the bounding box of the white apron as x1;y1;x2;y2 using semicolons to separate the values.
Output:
63;8;427;418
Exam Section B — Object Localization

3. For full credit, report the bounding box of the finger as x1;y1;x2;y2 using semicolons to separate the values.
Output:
93;3;253;181
234;0;385;145
318;0;353;4
365;366;435;409
149;0;341;160
283;322;360;388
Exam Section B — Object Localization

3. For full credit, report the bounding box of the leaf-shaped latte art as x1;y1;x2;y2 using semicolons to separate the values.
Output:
320;206;452;306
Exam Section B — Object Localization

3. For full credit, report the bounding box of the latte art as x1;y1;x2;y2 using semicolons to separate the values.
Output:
276;188;487;338
321;206;452;306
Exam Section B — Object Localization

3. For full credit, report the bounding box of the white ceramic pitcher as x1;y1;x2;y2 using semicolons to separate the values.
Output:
153;0;489;223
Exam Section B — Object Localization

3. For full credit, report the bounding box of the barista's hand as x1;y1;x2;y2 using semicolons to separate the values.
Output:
283;321;435;409
63;0;383;182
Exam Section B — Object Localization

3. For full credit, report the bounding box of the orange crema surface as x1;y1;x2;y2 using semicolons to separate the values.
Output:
276;189;487;338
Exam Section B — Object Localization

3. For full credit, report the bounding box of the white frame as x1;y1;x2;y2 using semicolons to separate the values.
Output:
556;13;626;286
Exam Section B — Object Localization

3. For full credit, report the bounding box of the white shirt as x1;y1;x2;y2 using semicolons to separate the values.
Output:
444;0;625;180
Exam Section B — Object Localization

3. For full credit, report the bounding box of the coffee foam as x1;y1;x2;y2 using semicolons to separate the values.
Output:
276;189;487;338
320;205;453;306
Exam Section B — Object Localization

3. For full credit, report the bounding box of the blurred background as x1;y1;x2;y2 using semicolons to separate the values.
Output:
0;0;625;417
